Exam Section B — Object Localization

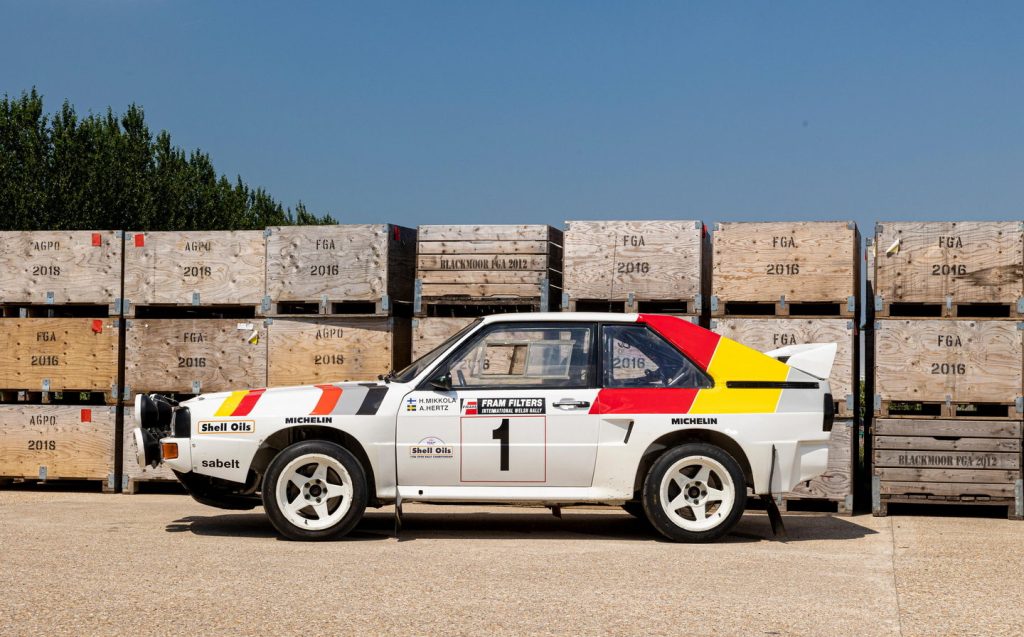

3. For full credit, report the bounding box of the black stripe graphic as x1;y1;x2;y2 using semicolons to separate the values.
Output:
356;387;389;415
726;381;819;389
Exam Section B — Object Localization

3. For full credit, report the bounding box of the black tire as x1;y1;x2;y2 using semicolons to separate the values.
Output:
642;442;746;542
262;440;368;541
621;501;647;520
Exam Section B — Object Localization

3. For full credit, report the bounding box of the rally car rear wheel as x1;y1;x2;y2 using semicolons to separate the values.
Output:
642;443;746;542
262;441;367;541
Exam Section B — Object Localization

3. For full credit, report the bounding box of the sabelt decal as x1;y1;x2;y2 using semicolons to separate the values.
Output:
198;420;255;434
474;397;545;415
201;459;241;468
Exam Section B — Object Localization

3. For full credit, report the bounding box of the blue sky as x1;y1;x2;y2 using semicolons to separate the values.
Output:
2;1;1023;233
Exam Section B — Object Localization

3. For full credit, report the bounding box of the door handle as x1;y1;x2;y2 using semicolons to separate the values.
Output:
553;399;590;410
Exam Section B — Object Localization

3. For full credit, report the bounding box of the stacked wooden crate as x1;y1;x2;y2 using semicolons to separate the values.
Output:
411;225;561;359
0;231;121;489
871;221;1023;518
265;224;416;384
711;221;861;513
561;220;708;319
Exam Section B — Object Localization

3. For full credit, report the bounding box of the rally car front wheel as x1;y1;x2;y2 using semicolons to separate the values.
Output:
262;441;368;541
642;443;746;542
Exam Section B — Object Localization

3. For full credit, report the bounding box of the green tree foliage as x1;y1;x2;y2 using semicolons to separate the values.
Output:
0;89;336;230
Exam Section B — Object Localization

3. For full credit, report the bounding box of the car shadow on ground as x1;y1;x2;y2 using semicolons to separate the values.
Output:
166;509;878;543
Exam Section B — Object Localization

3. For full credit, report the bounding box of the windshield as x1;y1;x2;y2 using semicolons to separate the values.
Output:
391;318;482;383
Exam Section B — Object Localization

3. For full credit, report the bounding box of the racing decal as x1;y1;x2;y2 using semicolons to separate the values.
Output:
406;395;456;413
198;420;255;434
201;459;241;468
311;384;343;415
590;388;698;415
410;436;454;459
214;389;266;417
356;387;389;415
305;384;389;416
472;397;545;415
462;399;477;415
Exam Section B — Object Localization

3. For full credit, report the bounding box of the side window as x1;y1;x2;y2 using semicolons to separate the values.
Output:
446;324;594;389
602;324;711;389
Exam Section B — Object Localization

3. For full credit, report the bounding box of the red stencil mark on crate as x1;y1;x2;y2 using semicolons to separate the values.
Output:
91;319;103;334
134;234;145;247
81;408;92;423
91;233;102;247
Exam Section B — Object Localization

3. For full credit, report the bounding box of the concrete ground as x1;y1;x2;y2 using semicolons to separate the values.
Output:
0;491;1020;637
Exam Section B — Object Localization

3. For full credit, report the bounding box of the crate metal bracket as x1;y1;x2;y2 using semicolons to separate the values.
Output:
844;494;854;512
847;319;855;330
260;296;271;313
263;227;273;238
846;394;854;413
46;291;55;305
847;296;856;313
192;380;202;395
1017;298;1024;314
39;466;48;482
694;293;703;313
1016;397;1023;413
18;308;27;318
874;223;883;236
122;475;130;491
319;295;329;313
626;292;636;312
41;379;50;392
263;318;274;326
846;221;856;230
713;222;722;232
413;279;423;314
871;476;881;513
945;296;953;311
560;292;569;311
191;292;201;306
380;294;390;313
710;295;719;312
709;319;718;330
107;473;116;491
694;220;702;230
873;394;881;411
779;295;786;310
874;295;883;312
540;278;550;311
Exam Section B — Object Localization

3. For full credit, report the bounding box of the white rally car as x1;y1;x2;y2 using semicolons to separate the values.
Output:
134;312;836;542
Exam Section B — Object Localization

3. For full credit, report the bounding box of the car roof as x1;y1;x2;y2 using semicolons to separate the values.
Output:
480;312;641;324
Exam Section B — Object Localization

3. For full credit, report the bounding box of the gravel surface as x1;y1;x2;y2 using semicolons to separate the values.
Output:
0;491;1020;636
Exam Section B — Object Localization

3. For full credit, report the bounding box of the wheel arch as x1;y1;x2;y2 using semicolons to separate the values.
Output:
252;425;379;506
631;428;754;497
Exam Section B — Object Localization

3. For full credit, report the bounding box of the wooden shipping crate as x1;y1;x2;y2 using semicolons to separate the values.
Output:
415;225;562;313
123;231;266;313
265;224;416;315
785;419;855;512
411;316;478;360
267;317;411;385
711;221;859;316
0;405;115;481
0;231;120;307
874;319;1023;418
872;418;1022;518
712;318;857;418
121;425;176;492
125;319;268;395
0;318;119;393
874;221;1023;317
562;220;708;314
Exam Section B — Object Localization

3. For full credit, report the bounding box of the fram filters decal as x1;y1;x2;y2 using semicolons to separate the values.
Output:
474;397;545;415
199;420;255;434
410;436;453;459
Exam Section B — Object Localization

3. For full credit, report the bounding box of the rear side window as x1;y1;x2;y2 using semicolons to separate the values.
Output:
602;324;712;389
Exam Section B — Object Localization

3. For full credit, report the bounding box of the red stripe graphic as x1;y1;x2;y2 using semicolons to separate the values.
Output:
589;388;698;415
639;314;720;370
311;385;343;415
232;388;266;417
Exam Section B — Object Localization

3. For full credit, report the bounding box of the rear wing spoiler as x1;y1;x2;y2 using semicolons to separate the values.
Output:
764;343;837;380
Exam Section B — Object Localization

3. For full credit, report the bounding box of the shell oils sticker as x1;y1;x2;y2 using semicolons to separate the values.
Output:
198;420;255;434
410;436;453;459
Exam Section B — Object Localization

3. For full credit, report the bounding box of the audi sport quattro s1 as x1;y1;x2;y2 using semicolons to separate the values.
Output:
133;312;836;542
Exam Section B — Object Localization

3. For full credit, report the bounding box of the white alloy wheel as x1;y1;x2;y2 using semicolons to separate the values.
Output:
274;453;354;531
658;455;735;533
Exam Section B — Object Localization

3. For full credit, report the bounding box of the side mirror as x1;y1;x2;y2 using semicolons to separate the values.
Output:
429;372;452;392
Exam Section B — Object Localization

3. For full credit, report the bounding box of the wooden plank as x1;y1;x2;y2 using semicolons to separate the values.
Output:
123;231;266;308
412;317;478;360
125;319;267;394
563;220;703;302
0;318;119;391
712;221;858;304
873;449;1020;470
874;319;1022;404
265;224;416;308
418;225;554;242
874;221;1023;306
0;231;121;305
873;418;1022;438
712;318;855;414
267;317;410;385
875;467;1020;484
417;241;551;255
0;405;114;480
879;481;1015;497
419;271;547;285
787;419;854;502
874;436;1020;452
417;254;549;271
419;283;551;299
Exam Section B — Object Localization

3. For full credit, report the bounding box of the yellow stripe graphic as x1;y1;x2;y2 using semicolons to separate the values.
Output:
690;338;789;414
214;391;248;417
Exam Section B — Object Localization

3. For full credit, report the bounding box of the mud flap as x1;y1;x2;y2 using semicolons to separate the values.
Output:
762;445;787;537
394;491;404;539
